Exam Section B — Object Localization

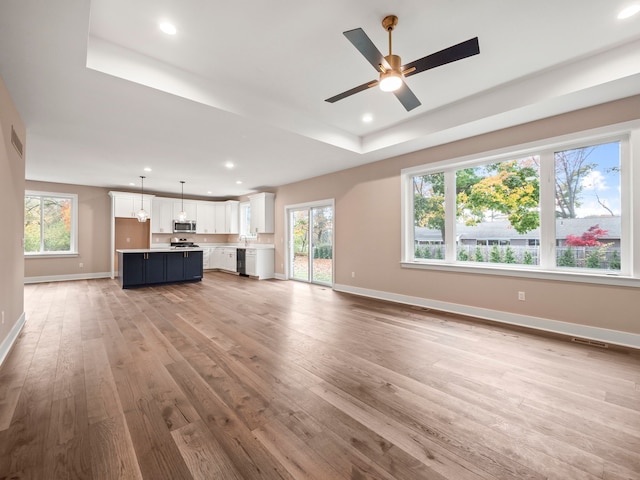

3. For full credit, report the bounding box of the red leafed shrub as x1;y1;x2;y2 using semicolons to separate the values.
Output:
565;224;608;247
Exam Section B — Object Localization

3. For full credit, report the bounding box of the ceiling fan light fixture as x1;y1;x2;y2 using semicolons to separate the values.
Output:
379;53;403;92
379;71;403;92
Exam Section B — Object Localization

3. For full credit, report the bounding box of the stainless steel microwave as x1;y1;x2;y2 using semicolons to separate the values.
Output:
173;220;196;234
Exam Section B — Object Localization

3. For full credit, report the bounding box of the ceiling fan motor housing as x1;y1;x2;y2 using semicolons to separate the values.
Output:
384;54;402;72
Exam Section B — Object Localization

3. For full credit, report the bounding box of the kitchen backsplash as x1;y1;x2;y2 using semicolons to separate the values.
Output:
152;233;274;245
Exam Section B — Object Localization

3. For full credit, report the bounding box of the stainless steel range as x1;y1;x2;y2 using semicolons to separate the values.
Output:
170;238;199;248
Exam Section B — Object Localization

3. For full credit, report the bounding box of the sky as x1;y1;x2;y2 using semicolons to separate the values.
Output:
570;141;620;218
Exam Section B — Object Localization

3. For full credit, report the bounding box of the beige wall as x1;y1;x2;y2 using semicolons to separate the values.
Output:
0;75;25;357
274;95;640;337
24;181;112;280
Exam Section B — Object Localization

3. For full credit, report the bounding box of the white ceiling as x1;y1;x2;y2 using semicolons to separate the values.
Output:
1;0;640;198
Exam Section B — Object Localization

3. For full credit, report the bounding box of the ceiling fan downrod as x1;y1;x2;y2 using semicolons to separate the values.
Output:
380;15;400;74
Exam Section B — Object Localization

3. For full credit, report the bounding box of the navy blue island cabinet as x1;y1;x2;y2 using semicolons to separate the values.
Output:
117;249;203;288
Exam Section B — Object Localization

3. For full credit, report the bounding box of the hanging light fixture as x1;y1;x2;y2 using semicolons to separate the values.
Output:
178;180;187;221
136;175;149;223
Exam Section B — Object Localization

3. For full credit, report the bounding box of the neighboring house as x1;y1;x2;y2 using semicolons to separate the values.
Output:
415;216;621;249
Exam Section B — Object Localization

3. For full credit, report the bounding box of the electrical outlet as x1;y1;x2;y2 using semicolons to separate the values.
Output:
352;271;355;278
79;262;83;268
1;311;4;324
518;291;526;301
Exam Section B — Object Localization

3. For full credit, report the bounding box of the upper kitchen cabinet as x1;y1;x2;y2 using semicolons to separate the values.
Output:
198;201;238;234
151;197;174;234
214;203;226;233
225;200;239;234
110;191;153;219
196;202;216;234
249;192;274;233
173;200;197;222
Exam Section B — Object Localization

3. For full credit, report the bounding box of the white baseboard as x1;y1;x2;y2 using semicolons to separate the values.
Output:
0;312;25;368
333;283;640;350
24;271;112;284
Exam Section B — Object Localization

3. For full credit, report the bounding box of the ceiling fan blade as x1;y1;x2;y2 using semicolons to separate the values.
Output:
402;37;480;78
343;28;391;71
325;79;378;103
393;81;421;111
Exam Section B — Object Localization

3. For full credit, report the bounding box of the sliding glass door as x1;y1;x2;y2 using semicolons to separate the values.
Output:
288;202;333;285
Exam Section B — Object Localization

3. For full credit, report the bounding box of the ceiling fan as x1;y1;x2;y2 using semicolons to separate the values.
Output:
325;15;480;111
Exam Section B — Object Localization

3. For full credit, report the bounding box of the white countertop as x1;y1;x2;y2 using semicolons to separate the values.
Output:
150;243;275;250
117;248;204;253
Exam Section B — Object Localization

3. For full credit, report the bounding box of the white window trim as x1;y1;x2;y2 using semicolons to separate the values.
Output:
238;201;257;238
283;198;335;283
401;120;640;287
24;190;79;256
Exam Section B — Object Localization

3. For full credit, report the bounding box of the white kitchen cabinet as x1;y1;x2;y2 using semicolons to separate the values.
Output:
112;193;153;219
196;202;216;234
204;246;220;269
173;200;197;221
225;201;239;234
210;247;225;270
209;247;237;272
213;201;239;234
246;249;257;276
222;247;237;272
246;248;274;279
214;203;226;233
151;197;174;233
202;247;212;269
249;192;274;234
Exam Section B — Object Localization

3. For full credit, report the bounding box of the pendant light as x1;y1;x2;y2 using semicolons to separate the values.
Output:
178;180;188;221
136;176;149;222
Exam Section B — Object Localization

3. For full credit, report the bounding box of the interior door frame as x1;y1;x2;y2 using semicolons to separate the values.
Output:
284;198;335;285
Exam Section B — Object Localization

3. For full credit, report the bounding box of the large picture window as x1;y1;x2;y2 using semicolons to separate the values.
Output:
402;124;636;284
24;191;78;255
554;143;621;270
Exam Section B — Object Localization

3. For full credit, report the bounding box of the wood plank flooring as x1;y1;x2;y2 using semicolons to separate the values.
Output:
1;272;639;479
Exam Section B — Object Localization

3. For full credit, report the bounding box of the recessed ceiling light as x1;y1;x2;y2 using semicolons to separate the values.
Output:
207;191;212;194
236;180;243;185
618;4;640;19
362;113;373;123
225;161;234;169
144;167;151;172
159;21;177;35
129;182;135;186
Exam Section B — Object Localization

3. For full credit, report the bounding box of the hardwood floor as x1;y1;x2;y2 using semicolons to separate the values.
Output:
1;272;639;479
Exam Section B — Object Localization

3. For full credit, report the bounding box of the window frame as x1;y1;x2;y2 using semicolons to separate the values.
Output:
401;120;639;287
24;190;79;257
238;201;257;239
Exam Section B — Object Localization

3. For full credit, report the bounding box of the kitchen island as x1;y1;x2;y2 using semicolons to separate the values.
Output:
117;248;203;288
152;243;276;279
